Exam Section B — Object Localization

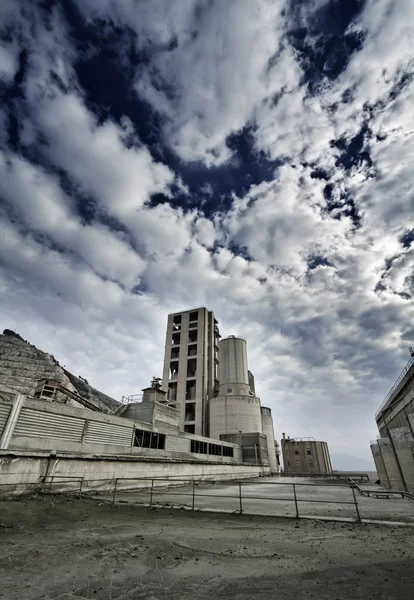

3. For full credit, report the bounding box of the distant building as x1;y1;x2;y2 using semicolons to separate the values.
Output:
370;355;414;494
161;308;219;436
281;434;332;475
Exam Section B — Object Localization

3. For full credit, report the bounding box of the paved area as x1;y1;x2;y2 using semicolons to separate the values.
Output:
1;496;414;600
103;478;414;524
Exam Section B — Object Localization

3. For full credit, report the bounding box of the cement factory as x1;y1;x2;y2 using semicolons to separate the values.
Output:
0;306;336;490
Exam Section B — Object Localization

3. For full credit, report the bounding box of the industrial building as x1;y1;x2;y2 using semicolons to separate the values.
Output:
161;307;219;436
281;434;332;475
370;354;414;494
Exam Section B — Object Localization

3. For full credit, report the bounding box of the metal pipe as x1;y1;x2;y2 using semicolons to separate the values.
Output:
79;478;84;499
192;480;195;510
239;482;243;514
293;483;299;518
150;479;155;507
351;486;361;522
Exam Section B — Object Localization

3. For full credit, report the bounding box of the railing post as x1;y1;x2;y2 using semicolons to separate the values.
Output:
352;486;361;522
79;477;84;499
192;480;195;510
49;476;54;495
239;482;243;514
150;479;155;507
112;478;118;504
293;483;299;518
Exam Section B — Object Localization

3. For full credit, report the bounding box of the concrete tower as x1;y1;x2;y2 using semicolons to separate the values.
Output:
260;406;279;473
161;307;219;435
209;336;262;438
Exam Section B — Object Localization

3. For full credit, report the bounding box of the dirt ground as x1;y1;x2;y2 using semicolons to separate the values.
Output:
1;496;414;600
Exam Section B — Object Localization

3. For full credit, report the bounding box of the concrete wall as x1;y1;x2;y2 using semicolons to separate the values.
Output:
0;450;267;496
370;442;390;487
377;437;405;491
0;396;242;464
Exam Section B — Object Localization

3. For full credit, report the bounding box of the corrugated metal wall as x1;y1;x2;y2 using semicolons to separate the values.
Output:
0;403;11;437
83;420;133;446
14;408;85;442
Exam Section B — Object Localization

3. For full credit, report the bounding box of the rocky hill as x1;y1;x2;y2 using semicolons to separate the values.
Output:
0;330;119;414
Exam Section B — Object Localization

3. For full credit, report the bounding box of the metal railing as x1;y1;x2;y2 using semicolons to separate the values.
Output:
376;355;414;418
37;476;363;523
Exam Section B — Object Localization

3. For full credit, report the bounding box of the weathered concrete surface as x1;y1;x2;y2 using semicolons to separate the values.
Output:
105;478;414;524
1;497;414;600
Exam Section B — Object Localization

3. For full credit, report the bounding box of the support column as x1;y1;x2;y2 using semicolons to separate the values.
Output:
0;394;25;450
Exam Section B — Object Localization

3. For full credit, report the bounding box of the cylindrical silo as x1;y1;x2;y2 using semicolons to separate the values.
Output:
261;406;278;473
210;334;263;440
218;336;249;387
209;394;263;439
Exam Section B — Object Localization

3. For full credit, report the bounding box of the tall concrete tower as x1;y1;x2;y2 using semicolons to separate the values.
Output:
161;307;219;435
209;336;262;438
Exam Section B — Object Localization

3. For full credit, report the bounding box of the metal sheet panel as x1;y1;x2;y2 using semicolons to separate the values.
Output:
13;408;85;442
84;420;133;446
0;403;11;436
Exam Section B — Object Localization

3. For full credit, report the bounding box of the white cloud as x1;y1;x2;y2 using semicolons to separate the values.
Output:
1;0;413;465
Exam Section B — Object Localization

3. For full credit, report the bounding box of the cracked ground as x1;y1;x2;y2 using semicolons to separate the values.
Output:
1;496;413;599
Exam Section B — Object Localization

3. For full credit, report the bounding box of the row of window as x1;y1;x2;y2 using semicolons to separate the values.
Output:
133;428;166;450
171;344;197;359
294;449;312;456
173;312;198;326
169;358;197;379
132;428;234;458
172;330;198;346
190;439;234;457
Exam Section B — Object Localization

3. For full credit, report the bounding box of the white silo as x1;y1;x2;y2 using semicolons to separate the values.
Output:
209;336;263;439
261;406;279;473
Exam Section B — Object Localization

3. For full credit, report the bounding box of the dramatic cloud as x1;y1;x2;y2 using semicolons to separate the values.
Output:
1;0;413;465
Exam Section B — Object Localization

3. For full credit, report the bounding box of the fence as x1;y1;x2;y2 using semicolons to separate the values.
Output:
37;476;363;523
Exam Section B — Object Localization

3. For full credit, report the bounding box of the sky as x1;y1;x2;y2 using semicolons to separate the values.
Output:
0;0;413;466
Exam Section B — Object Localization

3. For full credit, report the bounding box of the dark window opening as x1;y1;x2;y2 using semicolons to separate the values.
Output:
184;424;195;434
168;382;177;402
188;344;197;356
190;440;233;458
171;347;180;359
294;450;299;455
133;429;166;450
187;358;197;377
186;380;196;400
172;332;180;346
170;361;179;379
189;311;198;322
173;315;182;325
306;449;312;456
227;388;232;393
189;329;197;343
185;402;196;422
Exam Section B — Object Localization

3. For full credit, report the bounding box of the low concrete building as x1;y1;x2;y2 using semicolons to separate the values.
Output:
370;355;414;494
281;434;332;475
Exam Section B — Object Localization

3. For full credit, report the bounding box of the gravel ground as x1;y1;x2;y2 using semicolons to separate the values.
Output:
1;496;414;600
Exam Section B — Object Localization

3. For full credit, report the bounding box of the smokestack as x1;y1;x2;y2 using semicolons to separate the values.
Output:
282;432;286;440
